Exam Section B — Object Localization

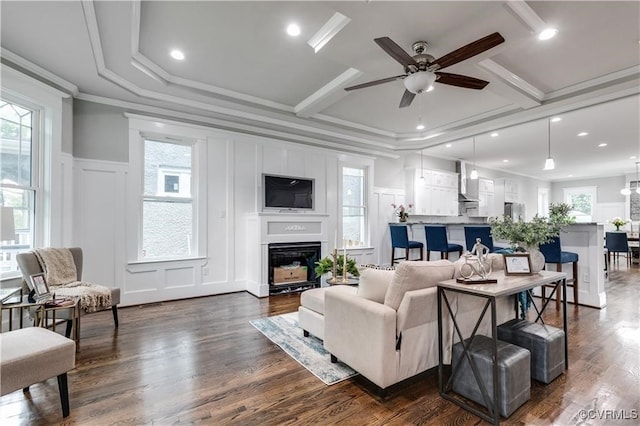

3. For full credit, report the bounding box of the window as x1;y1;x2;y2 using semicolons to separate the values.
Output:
142;138;193;258
0;99;37;276
342;167;367;247
537;187;550;217
564;186;597;223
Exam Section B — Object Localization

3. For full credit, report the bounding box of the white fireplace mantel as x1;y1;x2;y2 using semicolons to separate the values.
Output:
246;212;329;297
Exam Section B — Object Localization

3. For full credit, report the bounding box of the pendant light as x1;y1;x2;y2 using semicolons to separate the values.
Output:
620;161;640;195
470;137;478;180
418;149;425;184
543;117;555;170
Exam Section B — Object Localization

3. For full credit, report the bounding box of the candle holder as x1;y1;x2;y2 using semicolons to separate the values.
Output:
331;248;338;281
342;252;349;283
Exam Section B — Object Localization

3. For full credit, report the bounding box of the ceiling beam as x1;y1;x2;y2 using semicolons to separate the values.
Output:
294;68;363;118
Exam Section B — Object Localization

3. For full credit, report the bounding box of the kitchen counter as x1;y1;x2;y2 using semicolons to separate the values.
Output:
390;222;606;309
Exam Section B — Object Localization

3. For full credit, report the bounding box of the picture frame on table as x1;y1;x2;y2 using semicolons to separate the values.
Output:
29;273;50;301
503;253;533;276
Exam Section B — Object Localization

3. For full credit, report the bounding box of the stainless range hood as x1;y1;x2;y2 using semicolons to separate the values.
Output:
456;161;479;202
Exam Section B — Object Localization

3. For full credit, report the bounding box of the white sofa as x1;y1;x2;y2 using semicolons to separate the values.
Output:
323;257;515;391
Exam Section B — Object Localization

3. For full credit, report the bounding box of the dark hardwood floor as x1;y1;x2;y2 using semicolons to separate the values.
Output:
1;262;638;425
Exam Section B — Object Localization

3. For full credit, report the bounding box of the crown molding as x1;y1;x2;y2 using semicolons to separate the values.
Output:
0;48;79;97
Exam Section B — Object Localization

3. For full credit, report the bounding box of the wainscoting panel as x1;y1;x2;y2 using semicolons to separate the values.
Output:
165;266;196;289
73;159;127;288
124;268;159;293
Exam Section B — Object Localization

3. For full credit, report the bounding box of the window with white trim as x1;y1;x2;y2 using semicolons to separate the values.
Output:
142;138;194;258
564;186;596;223
0;98;38;276
342;166;367;247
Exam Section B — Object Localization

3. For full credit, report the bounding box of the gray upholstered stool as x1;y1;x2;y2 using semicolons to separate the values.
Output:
498;319;565;384
452;335;531;418
1;327;76;417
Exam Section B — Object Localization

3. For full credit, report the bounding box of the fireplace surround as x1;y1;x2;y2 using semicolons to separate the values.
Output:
246;212;329;297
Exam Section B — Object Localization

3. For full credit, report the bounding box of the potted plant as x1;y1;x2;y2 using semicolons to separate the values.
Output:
488;202;575;271
314;254;360;280
392;203;412;222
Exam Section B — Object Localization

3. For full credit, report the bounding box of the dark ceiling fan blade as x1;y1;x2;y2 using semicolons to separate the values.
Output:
430;32;505;70
374;37;418;68
344;74;406;91
399;90;416;108
435;72;489;90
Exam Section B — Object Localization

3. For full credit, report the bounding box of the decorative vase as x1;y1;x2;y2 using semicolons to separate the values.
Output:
399;216;407;223
615;225;621;231
523;245;546;273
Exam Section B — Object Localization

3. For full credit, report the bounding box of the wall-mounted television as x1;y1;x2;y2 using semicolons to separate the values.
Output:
263;174;314;211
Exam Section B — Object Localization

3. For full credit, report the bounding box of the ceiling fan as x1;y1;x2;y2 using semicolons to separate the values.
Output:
344;32;505;108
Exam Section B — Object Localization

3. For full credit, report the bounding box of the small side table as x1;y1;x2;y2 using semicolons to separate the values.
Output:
0;297;81;351
35;299;81;350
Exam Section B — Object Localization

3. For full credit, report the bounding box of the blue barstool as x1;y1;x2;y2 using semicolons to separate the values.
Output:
390;225;423;265
424;225;463;261
464;226;505;253
605;232;631;267
539;236;579;310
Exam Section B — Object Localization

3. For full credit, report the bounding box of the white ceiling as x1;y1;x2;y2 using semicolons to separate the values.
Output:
1;1;639;181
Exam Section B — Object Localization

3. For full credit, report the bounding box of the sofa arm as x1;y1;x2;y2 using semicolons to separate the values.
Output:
324;288;397;388
396;287;438;335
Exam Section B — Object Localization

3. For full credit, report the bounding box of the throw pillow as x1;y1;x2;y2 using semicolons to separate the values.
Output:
356;267;394;304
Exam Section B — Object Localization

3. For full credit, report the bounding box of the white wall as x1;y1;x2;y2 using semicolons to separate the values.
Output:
70;103;374;304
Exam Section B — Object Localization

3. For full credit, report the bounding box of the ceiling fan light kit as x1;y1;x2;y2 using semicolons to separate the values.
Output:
404;71;436;94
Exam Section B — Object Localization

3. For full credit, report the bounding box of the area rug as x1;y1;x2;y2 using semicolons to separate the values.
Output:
250;312;357;385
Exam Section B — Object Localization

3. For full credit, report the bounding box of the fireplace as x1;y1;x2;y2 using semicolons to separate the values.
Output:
268;242;321;294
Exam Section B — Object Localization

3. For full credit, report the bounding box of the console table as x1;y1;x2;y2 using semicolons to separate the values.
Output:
437;270;568;425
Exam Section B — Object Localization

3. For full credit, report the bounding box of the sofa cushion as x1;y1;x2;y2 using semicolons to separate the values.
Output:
357;268;394;303
384;260;455;311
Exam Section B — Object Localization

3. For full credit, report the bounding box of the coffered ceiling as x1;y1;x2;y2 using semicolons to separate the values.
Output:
1;1;639;180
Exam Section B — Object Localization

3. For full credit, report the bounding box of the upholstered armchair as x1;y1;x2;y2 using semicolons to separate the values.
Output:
323;258;514;393
16;248;120;332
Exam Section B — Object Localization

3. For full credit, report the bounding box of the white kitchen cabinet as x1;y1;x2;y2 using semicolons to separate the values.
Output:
410;169;458;216
471;178;495;217
504;179;519;203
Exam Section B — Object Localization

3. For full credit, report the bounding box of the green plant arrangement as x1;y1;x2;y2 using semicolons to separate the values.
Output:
314;254;360;278
489;202;575;249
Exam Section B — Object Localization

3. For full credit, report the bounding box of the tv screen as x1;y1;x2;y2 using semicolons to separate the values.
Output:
264;175;314;210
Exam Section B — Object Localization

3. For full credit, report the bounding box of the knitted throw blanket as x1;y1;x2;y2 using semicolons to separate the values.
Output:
34;248;77;285
33;248;112;313
50;281;112;313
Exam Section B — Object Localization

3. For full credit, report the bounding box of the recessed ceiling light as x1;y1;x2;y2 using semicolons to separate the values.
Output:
502;159;509;163
170;49;185;61
598;143;607;147
631;156;637;159
538;28;558;41
445;144;452;148
491;132;499;137
550;117;562;122
577;132;589;137
568;174;574;177
416;123;425;131
286;23;301;37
